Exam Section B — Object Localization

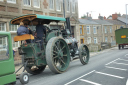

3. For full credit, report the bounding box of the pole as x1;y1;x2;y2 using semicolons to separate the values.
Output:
63;0;65;18
126;4;128;28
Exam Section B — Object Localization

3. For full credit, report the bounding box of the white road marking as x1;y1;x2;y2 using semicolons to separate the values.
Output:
64;70;95;85
79;79;102;85
125;54;128;57
126;79;128;85
105;58;120;65
95;71;124;79
119;58;128;62
113;62;128;66
105;66;127;71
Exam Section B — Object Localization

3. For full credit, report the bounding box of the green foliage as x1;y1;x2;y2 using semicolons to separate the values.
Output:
81;14;87;19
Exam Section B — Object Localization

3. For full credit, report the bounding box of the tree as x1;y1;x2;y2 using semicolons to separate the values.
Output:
81;14;87;19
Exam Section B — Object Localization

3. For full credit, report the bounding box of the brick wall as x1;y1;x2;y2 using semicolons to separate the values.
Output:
7;7;18;13
0;5;5;11
34;11;43;15
49;13;56;16
22;9;33;14
57;14;63;17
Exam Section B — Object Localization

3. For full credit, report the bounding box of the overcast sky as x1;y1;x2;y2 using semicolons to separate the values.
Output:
78;0;128;19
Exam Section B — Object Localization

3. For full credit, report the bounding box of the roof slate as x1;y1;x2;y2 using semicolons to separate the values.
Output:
117;17;128;24
79;19;99;25
105;19;125;25
93;19;113;25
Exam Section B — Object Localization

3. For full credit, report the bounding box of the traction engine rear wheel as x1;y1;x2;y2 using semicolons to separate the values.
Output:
25;65;46;75
46;37;70;74
79;44;89;65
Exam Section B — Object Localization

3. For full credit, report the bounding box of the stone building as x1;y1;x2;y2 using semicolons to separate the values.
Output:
0;0;79;49
79;19;101;44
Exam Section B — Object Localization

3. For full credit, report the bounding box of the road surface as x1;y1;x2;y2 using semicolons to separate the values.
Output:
16;47;128;85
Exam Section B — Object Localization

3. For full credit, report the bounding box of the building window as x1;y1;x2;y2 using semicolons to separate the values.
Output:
56;0;61;11
9;25;18;32
80;25;84;35
72;0;75;13
11;35;19;48
110;26;112;33
80;38;84;44
111;36;113;42
66;0;70;12
0;23;6;31
33;0;40;8
87;37;91;44
7;0;16;3
105;37;108;42
23;0;31;6
94;37;97;44
104;26;107;33
87;26;90;34
49;0;54;9
116;26;118;29
93;26;97;34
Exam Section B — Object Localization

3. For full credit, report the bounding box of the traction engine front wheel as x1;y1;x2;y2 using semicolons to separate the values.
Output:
79;44;90;65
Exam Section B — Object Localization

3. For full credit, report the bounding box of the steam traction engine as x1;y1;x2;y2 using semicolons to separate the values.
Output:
11;14;90;74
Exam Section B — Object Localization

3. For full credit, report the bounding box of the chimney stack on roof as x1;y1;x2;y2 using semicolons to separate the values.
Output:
104;16;106;19
89;14;91;17
112;14;118;20
98;13;104;20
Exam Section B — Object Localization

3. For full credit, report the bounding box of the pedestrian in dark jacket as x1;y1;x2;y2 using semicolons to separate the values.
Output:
17;22;29;36
36;22;46;50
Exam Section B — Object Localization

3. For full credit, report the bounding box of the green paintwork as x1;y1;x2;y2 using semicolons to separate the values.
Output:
36;14;66;21
0;32;16;85
115;28;128;44
0;74;16;85
21;43;47;66
46;31;57;41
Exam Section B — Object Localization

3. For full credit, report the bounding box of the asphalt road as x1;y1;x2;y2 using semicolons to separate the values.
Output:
16;47;128;85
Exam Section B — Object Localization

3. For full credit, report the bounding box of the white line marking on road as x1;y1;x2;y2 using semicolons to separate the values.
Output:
105;66;127;71
95;71;124;79
119;58;128;62
125;54;128;57
113;62;128;66
79;79;102;85
105;58;120;65
64;70;95;85
126;79;128;85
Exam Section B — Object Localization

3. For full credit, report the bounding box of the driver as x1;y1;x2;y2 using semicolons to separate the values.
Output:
36;21;46;50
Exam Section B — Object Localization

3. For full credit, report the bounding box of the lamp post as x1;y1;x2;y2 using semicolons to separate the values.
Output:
63;0;65;18
126;4;128;28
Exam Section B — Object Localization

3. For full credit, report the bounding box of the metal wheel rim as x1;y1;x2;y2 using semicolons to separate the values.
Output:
81;46;88;62
79;44;89;64
52;39;70;71
23;75;28;82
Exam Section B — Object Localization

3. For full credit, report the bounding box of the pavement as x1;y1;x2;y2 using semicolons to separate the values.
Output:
14;46;117;75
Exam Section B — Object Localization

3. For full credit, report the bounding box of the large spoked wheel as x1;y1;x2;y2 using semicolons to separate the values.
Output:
25;65;46;75
46;37;70;74
79;44;90;65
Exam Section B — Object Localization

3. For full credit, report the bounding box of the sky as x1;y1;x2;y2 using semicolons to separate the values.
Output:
78;0;128;19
